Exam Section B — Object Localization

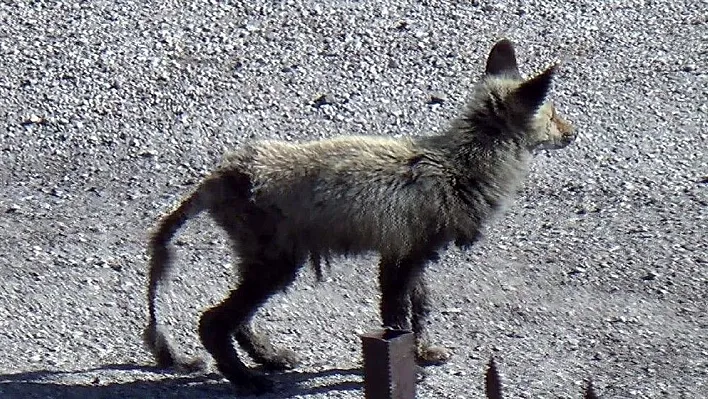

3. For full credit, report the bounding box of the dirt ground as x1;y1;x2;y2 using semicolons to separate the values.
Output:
1;0;706;398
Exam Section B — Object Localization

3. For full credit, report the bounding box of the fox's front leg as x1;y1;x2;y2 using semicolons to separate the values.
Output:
410;276;452;364
378;252;452;365
378;256;415;331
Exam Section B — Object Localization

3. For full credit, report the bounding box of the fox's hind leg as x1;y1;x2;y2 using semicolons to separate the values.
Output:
198;253;300;394
410;277;452;364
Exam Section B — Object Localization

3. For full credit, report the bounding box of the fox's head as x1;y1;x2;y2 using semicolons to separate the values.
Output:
469;39;576;151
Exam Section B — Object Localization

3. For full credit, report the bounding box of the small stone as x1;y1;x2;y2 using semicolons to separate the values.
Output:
394;20;409;30
642;271;659;281
21;114;45;126
312;93;334;108
139;149;158;158
482;3;506;12
427;93;446;105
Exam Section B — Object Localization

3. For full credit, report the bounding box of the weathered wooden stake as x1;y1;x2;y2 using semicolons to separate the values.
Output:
361;328;417;399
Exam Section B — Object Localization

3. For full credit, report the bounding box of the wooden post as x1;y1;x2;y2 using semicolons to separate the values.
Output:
361;328;416;399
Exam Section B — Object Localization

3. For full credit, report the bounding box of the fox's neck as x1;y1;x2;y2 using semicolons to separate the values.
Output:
418;124;530;170
416;123;532;199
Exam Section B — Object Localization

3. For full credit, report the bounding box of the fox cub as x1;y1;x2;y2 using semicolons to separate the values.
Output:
143;38;576;394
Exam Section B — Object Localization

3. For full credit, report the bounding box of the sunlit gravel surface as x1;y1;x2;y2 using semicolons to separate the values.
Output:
1;1;706;398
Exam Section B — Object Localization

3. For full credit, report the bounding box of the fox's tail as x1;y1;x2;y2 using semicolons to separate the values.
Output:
143;181;210;371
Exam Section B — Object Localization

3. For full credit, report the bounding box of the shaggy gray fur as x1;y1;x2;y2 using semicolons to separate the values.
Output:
144;38;576;394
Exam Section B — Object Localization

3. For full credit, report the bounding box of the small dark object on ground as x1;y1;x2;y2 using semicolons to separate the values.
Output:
484;357;600;399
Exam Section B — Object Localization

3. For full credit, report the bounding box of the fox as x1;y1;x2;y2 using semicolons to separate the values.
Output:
143;38;576;394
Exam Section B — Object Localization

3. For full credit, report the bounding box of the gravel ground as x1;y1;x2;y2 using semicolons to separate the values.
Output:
1;0;706;398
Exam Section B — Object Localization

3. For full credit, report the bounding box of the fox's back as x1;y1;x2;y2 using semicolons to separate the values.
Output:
222;136;454;255
239;135;419;182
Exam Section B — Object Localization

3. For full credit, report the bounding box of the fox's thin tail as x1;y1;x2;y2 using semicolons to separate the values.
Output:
143;182;210;372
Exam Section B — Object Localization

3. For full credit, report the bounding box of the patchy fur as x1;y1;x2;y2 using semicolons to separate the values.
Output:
143;38;576;394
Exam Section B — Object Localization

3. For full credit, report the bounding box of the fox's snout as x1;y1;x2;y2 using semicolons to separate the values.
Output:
549;111;576;149
561;126;577;146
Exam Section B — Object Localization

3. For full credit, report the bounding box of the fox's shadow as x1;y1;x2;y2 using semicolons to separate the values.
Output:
0;363;364;399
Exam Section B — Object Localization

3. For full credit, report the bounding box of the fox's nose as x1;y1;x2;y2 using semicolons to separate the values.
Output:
565;132;576;143
565;126;577;143
558;129;576;147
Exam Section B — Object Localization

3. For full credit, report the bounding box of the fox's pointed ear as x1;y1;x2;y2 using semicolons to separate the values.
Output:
513;64;557;112
485;39;522;79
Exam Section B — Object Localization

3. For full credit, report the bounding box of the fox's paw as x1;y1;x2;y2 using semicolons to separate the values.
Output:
175;356;208;373
417;344;452;365
260;348;300;371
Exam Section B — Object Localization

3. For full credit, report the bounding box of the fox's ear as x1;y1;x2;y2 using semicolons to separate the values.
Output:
512;64;557;113
485;39;522;79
